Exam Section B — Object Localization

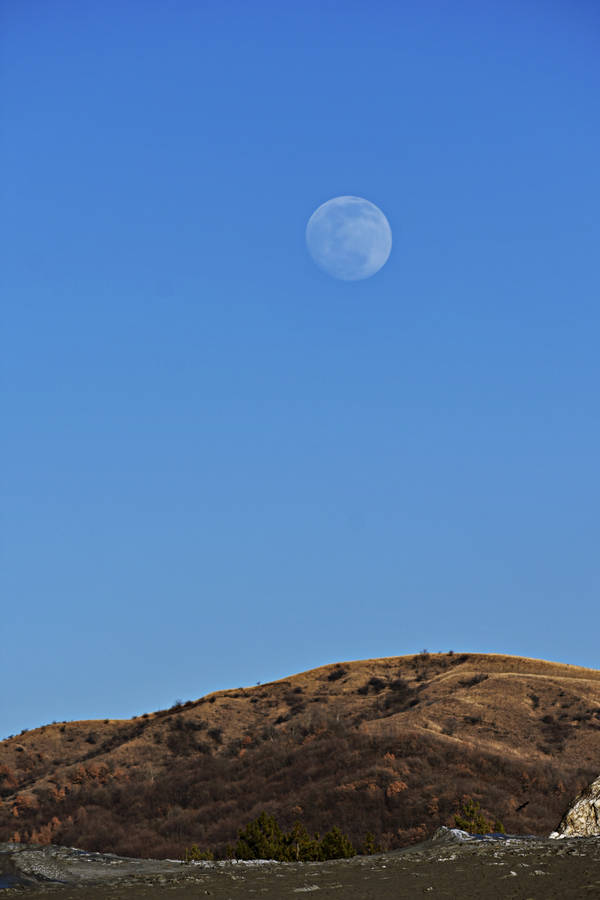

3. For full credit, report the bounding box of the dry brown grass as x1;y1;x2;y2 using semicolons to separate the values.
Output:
1;653;599;857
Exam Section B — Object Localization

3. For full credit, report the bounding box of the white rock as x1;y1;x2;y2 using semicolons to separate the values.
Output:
550;774;600;838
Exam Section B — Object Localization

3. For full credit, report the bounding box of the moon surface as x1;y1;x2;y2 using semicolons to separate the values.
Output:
306;196;392;281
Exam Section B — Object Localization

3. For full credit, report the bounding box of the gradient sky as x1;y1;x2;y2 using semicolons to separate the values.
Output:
2;0;599;740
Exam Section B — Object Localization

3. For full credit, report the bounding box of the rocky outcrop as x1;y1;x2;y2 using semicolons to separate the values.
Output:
550;774;600;838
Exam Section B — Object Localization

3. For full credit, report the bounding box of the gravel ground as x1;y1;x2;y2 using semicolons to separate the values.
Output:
2;831;600;899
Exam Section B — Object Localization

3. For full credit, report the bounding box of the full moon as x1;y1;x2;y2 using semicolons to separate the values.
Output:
306;196;392;281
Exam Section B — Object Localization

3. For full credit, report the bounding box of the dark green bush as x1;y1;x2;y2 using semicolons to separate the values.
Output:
454;797;504;834
184;844;214;861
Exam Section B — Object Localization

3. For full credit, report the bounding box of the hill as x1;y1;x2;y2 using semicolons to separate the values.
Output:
1;652;599;858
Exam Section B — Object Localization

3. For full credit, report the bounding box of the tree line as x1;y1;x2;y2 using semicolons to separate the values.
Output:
185;811;380;862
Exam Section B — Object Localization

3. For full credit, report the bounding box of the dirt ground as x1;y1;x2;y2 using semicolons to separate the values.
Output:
3;834;600;899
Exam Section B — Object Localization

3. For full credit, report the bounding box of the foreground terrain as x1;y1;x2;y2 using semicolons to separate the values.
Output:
2;831;600;899
2;653;600;857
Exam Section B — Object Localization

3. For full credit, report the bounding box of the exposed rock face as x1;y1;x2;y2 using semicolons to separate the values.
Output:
550;774;600;838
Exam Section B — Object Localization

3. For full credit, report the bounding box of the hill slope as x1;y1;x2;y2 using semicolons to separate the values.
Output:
2;652;599;858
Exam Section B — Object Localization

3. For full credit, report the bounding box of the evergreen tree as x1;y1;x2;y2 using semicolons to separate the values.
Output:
235;811;285;860
454;797;503;835
318;826;355;859
361;831;381;855
284;821;321;861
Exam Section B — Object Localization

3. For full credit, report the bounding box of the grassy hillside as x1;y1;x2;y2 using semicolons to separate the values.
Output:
1;652;599;858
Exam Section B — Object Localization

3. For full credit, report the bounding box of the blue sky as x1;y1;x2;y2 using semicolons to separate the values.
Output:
2;0;599;739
